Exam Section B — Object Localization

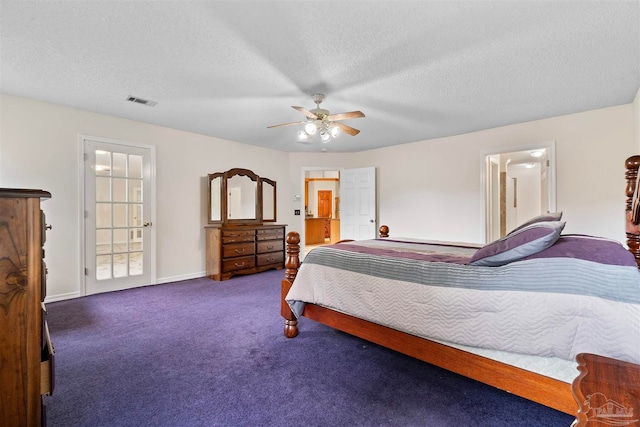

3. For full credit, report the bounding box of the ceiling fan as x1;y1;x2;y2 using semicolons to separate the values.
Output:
267;93;365;142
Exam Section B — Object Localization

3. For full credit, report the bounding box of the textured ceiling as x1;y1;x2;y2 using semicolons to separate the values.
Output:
1;1;638;153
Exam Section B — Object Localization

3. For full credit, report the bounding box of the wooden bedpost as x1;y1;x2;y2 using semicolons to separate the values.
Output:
624;155;640;267
281;231;300;338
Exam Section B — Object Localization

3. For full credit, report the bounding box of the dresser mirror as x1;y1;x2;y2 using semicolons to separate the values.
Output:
207;168;276;225
262;178;276;222
227;172;257;220
209;174;223;222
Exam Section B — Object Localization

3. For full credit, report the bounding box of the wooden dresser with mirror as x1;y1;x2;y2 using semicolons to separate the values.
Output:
205;168;286;281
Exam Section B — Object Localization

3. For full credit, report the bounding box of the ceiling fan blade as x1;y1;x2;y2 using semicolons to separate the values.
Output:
333;122;360;136
326;111;365;121
267;120;306;129
292;106;318;119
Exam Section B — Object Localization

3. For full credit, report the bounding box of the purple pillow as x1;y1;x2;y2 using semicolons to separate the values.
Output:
469;221;566;267
507;212;563;235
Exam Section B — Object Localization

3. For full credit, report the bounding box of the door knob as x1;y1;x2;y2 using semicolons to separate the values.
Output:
143;221;151;227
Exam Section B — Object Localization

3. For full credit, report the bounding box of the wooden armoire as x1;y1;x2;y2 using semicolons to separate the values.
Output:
0;188;54;427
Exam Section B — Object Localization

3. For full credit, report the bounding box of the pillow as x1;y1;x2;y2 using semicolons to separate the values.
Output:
469;221;565;267
507;212;563;235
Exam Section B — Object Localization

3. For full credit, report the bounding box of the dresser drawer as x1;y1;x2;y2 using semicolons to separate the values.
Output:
257;251;284;266
206;224;287;281
256;228;284;241
222;255;255;272
222;242;255;258
257;239;283;254
40;320;54;396
222;229;255;244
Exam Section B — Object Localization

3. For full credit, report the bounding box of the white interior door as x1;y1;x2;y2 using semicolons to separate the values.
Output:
83;138;154;295
340;167;377;240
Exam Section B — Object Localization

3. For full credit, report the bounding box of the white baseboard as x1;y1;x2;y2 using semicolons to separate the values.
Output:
155;271;206;284
44;272;207;302
45;291;81;303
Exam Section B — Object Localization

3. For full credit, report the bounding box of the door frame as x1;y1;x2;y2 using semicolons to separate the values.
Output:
299;167;341;256
480;141;556;243
78;134;157;296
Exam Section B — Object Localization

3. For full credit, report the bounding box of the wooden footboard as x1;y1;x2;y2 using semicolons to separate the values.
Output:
572;353;640;427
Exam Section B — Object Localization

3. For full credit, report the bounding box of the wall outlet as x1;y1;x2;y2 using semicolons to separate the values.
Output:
294;209;301;215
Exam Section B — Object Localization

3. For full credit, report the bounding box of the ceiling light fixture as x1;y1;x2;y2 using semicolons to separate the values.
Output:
304;120;318;135
268;93;365;144
302;118;341;143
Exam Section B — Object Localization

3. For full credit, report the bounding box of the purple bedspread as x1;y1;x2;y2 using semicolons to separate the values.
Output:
321;235;637;267
524;235;638;266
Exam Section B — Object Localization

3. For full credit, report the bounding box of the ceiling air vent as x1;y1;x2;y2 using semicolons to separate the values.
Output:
126;96;157;107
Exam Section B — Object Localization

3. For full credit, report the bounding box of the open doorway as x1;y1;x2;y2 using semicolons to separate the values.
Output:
300;166;377;255
304;170;340;254
483;142;556;243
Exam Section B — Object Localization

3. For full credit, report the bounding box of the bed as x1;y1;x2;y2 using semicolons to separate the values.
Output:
281;155;640;424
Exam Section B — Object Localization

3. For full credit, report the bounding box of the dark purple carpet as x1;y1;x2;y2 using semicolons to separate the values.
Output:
46;269;575;426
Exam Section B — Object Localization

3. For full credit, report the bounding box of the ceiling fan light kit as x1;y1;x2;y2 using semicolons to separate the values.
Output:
268;93;365;144
304;121;317;135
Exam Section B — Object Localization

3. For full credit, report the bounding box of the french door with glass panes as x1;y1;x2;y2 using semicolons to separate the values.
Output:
84;138;154;295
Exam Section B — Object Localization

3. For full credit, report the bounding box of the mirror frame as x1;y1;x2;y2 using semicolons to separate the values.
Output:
208;172;224;222
207;168;277;225
261;177;277;223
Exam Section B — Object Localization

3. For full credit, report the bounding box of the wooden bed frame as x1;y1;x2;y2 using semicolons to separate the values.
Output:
281;156;640;424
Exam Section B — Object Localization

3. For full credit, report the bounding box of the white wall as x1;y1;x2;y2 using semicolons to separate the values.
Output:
634;87;640;151
0;94;293;300
289;104;635;246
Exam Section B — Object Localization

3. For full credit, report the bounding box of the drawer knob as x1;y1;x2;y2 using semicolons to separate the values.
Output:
235;248;245;254
234;262;246;267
